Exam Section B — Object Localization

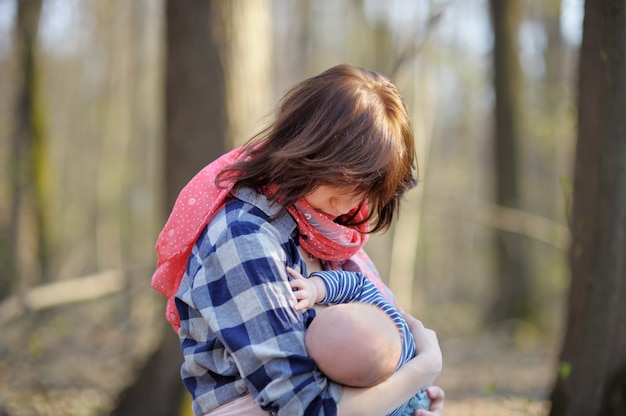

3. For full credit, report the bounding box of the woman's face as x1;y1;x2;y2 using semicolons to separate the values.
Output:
304;185;365;219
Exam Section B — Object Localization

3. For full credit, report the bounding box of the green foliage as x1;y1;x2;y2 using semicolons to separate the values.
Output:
179;393;194;416
558;361;572;380
28;333;45;359
560;175;573;222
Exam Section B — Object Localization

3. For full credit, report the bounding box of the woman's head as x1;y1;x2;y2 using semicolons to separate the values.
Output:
219;64;417;232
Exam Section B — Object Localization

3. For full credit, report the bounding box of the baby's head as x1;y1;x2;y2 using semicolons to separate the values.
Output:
305;302;402;387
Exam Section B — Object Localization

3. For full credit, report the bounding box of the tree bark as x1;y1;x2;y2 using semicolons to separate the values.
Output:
6;0;47;297
114;1;226;414
550;1;626;415
164;0;227;210
114;1;272;414
212;0;273;148
488;0;533;323
541;0;568;220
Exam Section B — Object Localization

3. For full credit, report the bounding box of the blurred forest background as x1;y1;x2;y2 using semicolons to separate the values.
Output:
1;0;624;415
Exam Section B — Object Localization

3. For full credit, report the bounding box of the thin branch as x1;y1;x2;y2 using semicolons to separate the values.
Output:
0;269;124;325
424;192;571;250
389;3;448;79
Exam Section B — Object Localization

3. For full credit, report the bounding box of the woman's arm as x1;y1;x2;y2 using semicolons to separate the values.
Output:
294;248;443;415
336;314;442;416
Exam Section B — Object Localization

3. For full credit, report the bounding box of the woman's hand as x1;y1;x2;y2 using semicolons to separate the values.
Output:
400;309;443;413
400;310;442;368
415;386;445;416
401;310;445;416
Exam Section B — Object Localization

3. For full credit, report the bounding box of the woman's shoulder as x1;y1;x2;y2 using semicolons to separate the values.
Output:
217;188;295;234
201;187;297;248
190;188;300;281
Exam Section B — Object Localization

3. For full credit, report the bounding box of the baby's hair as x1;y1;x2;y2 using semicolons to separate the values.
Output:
305;302;402;387
218;64;417;232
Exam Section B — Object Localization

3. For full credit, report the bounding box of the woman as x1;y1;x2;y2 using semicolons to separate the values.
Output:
152;64;444;415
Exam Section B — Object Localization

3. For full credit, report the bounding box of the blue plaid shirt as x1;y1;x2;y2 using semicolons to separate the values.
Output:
175;187;342;416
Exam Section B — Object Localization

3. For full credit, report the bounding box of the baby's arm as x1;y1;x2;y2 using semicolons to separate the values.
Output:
287;267;327;311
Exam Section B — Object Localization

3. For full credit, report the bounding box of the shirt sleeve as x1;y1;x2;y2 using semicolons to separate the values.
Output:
311;269;381;304
180;217;341;416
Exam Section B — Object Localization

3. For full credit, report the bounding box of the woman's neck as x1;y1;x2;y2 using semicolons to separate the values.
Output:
297;245;324;273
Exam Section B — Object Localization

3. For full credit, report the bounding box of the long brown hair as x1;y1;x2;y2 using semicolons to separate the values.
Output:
217;64;417;233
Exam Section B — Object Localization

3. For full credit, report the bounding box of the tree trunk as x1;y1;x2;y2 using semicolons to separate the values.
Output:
541;0;568;220
164;0;227;209
112;324;184;416
488;0;533;323
212;0;273;148
114;1;226;414
6;0;48;297
550;1;626;415
114;1;272;414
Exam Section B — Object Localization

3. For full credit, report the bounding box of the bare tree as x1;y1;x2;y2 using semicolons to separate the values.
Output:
213;0;273;148
549;1;626;414
163;2;227;204
114;1;272;414
541;0;572;218
488;0;533;323
4;0;49;299
113;1;224;414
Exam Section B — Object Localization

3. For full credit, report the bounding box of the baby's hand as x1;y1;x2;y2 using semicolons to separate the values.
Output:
287;267;317;311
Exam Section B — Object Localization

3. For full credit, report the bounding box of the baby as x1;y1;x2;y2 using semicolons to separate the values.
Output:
288;267;432;415
307;301;403;386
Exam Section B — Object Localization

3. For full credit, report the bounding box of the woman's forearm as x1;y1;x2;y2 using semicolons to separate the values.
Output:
336;351;442;416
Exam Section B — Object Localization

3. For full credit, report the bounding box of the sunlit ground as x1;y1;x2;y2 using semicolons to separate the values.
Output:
1;293;558;416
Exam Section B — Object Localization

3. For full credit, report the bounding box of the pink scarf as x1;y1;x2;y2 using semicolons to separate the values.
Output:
151;146;393;333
